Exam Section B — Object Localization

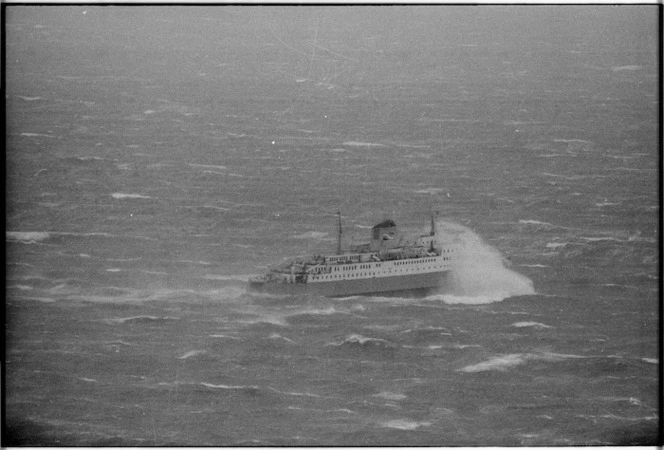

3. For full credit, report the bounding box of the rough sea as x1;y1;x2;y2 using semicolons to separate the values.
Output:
5;6;660;446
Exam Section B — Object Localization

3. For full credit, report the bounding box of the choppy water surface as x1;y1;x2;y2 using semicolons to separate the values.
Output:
5;6;659;446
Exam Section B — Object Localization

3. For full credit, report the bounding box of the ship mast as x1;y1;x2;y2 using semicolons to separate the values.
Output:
429;212;437;252
336;211;343;255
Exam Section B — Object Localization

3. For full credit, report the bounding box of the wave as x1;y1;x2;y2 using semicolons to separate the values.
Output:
332;295;364;301
289;306;347;318
7;231;158;243
327;334;397;353
8;285;34;291
342;141;386;147
267;387;323;398
17;95;45;101
178;350;206;359
401;325;451;334
105;340;137;347
374;391;407;401
188;163;227;170
460;354;526;373
12;296;56;303
518;219;555;227
111;192;152;200
511;321;553;329
200;382;323;402
201;382;260;391
200;274;255;282
325;408;357;414
459;352;585;373
236;315;289;327
381;419;431;430
611;65;642;71
540;172;586;180
415;187;446;195
102;315;181;325
6;231;51;243
343;334;389;345
579;236;624;242
435;220;535;302
20;132;56;138
599;396;654;409
268;333;295;343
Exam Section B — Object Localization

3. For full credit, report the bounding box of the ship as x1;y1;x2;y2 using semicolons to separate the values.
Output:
248;213;458;297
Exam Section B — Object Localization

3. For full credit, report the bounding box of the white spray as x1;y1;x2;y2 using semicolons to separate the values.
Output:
428;220;535;304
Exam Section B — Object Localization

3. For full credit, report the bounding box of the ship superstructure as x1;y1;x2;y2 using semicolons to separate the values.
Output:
249;214;458;297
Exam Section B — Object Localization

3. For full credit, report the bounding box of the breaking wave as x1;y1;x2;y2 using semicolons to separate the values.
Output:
327;334;397;352
435;220;535;303
381;419;431;430
111;192;152;200
459;352;585;373
178;350;206;359
6;231;51;243
511;321;553;329
201;382;260;391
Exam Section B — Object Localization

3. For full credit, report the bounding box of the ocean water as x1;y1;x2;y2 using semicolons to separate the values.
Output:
5;6;659;446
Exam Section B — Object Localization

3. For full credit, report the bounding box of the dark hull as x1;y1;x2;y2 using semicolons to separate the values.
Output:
249;270;451;297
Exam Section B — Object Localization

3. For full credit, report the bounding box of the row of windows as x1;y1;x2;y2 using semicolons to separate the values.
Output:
312;264;451;281
334;263;382;272
399;258;436;265
341;263;374;271
315;273;376;280
329;257;452;272
395;257;451;266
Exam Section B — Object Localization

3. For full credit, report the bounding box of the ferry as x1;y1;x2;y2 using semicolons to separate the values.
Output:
248;213;458;297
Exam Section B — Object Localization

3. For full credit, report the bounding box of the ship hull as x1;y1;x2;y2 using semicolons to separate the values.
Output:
249;270;451;298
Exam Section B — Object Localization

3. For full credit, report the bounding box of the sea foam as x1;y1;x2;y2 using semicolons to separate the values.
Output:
381;419;431;430
178;350;206;359
511;321;553;329
6;231;51;243
111;193;152;200
433;220;535;303
459;352;584;373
